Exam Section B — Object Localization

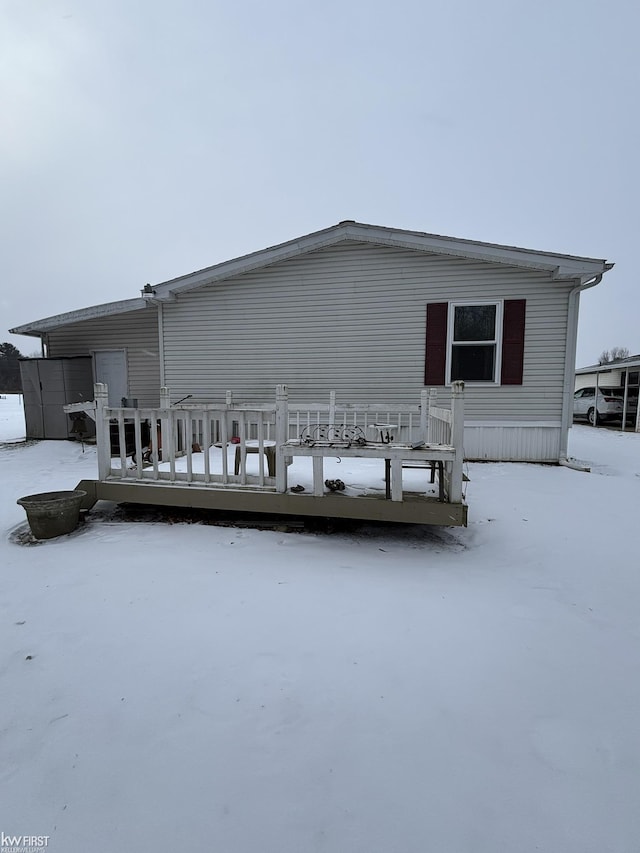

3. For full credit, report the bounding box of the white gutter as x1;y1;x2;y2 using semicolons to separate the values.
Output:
158;302;165;387
559;273;605;465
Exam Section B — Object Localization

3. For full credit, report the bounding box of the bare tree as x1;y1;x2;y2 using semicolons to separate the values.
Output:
611;346;630;361
598;346;630;365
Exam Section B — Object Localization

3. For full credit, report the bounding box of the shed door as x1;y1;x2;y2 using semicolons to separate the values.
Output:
20;360;44;438
94;350;128;407
38;360;71;438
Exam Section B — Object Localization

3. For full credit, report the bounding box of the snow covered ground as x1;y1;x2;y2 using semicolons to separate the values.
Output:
1;393;639;853
0;392;26;443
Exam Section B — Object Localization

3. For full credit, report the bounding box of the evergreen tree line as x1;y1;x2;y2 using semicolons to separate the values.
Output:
0;343;24;392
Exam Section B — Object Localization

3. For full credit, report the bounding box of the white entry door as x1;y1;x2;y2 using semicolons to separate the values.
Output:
94;350;128;406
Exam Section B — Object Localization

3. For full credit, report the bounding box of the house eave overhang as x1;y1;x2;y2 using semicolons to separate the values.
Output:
9;297;150;337
150;221;612;299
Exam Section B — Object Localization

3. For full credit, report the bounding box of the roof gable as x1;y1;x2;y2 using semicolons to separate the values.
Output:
149;220;612;301
9;221;613;335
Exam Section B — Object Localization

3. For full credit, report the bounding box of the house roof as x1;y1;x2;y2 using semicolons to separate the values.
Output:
9;221;613;335
9;298;149;338
576;355;640;374
149;220;613;301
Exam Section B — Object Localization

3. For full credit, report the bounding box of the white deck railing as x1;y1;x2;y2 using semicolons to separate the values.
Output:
65;382;465;503
89;385;284;489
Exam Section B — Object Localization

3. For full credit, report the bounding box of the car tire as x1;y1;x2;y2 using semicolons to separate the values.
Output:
587;407;598;426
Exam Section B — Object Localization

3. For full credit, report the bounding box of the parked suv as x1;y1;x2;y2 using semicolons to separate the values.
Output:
573;387;623;425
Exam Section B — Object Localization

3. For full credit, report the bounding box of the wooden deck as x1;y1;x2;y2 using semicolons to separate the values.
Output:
74;478;468;527
66;383;468;528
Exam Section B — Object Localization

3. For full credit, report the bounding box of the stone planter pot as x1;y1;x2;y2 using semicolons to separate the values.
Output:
17;490;88;540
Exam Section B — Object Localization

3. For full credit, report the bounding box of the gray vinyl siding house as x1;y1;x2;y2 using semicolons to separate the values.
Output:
10;221;612;462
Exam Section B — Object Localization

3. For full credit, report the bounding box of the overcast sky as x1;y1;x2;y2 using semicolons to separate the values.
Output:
2;0;638;366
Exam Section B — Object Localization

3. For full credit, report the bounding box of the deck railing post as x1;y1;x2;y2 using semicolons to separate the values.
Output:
420;389;429;443
329;390;336;428
225;391;235;442
428;388;437;442
275;384;288;493
449;380;465;503
157;386;170;470
94;382;110;480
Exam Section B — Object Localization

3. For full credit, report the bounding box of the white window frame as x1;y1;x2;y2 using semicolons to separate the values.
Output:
446;300;503;386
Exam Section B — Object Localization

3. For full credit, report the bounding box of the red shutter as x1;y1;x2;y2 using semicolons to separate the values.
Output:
501;299;526;385
425;302;448;386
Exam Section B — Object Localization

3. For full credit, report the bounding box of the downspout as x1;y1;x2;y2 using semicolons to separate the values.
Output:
158;302;165;389
141;284;165;403
559;273;604;469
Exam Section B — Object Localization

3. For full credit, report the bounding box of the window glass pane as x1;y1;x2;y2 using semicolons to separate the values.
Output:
454;305;496;341
629;371;639;385
451;344;495;381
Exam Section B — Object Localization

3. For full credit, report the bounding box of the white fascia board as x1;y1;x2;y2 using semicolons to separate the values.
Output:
341;224;610;280
151;230;350;299
9;298;149;336
576;358;640;374
151;221;611;299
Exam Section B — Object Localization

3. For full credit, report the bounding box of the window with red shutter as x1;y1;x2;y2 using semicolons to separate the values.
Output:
425;299;526;386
